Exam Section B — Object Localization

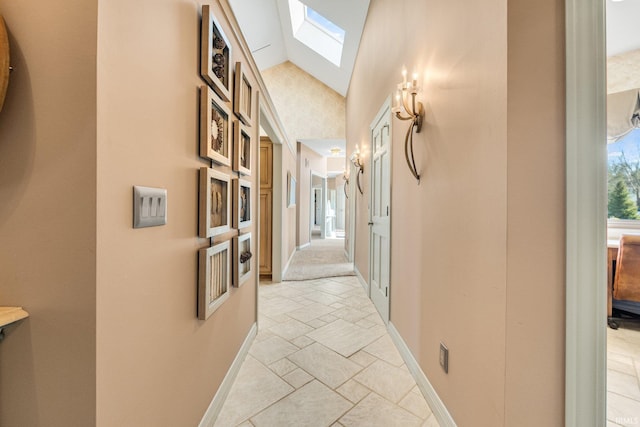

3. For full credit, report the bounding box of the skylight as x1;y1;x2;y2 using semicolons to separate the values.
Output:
288;0;345;67
305;6;345;43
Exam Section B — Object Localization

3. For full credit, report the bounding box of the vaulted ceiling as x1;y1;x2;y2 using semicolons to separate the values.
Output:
607;0;640;57
228;0;370;97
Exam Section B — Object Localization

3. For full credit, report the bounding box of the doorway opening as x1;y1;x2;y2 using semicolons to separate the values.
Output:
310;172;326;240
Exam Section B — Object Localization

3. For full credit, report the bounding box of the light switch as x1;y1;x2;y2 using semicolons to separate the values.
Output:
133;186;167;228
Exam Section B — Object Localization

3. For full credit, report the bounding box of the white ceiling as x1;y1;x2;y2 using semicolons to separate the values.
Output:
229;0;370;96
607;0;640;57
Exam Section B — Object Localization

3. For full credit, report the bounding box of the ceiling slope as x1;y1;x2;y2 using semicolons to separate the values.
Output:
229;0;370;96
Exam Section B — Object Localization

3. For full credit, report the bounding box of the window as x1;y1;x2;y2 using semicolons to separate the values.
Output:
288;0;345;66
608;128;640;221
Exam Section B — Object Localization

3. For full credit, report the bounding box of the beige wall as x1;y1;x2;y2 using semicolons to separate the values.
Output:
279;142;298;270
0;1;98;426
262;61;346;144
346;0;564;425
96;1;257;425
296;143;326;247
505;0;565;423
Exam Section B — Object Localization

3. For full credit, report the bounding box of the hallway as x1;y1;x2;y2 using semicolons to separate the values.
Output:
214;274;440;426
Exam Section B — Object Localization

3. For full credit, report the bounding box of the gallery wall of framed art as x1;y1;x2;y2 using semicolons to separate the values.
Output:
196;3;257;321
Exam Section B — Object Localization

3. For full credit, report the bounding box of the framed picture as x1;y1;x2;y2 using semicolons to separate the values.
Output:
233;120;251;176
199;167;231;238
200;85;232;166
233;232;252;287
200;5;231;101
233;178;251;229
287;171;296;207
233;62;253;126
198;241;230;320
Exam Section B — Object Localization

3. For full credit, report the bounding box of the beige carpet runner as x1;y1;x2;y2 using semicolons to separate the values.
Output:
283;238;355;281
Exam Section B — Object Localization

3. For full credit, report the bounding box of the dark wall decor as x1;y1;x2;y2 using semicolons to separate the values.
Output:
233;178;251;230
200;85;232;166
199;167;231;238
233;120;252;176
233;233;252;287
200;5;232;101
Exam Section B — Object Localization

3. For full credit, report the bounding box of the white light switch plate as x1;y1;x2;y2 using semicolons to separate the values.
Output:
133;186;167;228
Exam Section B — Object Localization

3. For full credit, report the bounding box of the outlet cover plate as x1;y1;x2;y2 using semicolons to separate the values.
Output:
133;186;167;228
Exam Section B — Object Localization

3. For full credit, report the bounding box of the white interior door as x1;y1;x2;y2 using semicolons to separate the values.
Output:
347;165;356;262
336;183;345;231
369;99;392;323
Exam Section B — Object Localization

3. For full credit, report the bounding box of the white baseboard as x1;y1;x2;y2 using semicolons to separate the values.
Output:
199;323;257;427
282;248;297;279
354;265;369;295
387;322;457;427
297;242;310;250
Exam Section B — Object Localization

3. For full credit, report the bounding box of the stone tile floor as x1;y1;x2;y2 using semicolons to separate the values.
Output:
608;320;640;427
214;276;440;427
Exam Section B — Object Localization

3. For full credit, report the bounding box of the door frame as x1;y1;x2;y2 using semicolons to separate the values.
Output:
310;171;327;240
259;101;285;283
565;0;607;425
368;96;392;322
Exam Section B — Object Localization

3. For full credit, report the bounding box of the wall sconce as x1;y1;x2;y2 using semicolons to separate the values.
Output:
392;68;424;183
342;169;349;199
350;144;364;195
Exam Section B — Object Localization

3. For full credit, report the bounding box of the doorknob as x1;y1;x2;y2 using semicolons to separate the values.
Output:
368;221;373;226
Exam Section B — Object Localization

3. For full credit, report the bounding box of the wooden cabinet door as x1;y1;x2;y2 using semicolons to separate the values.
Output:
259;139;273;276
259;190;272;275
260;138;273;189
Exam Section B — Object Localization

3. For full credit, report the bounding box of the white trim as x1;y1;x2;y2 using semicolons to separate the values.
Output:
296;242;310;250
387;322;456;427
198;323;257;427
565;0;607;426
271;141;283;283
354;265;369;295
282;246;297;279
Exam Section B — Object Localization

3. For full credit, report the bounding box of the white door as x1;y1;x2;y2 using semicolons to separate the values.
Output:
347;164;356;262
336;182;345;231
314;188;322;225
369;99;392;323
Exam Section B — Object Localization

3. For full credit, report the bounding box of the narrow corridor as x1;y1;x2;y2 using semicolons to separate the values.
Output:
214;274;440;426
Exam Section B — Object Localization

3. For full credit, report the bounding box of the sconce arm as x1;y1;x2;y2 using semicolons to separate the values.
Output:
404;117;420;182
356;166;364;195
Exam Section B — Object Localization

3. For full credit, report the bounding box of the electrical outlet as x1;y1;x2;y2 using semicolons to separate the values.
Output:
440;343;449;373
133;186;167;228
